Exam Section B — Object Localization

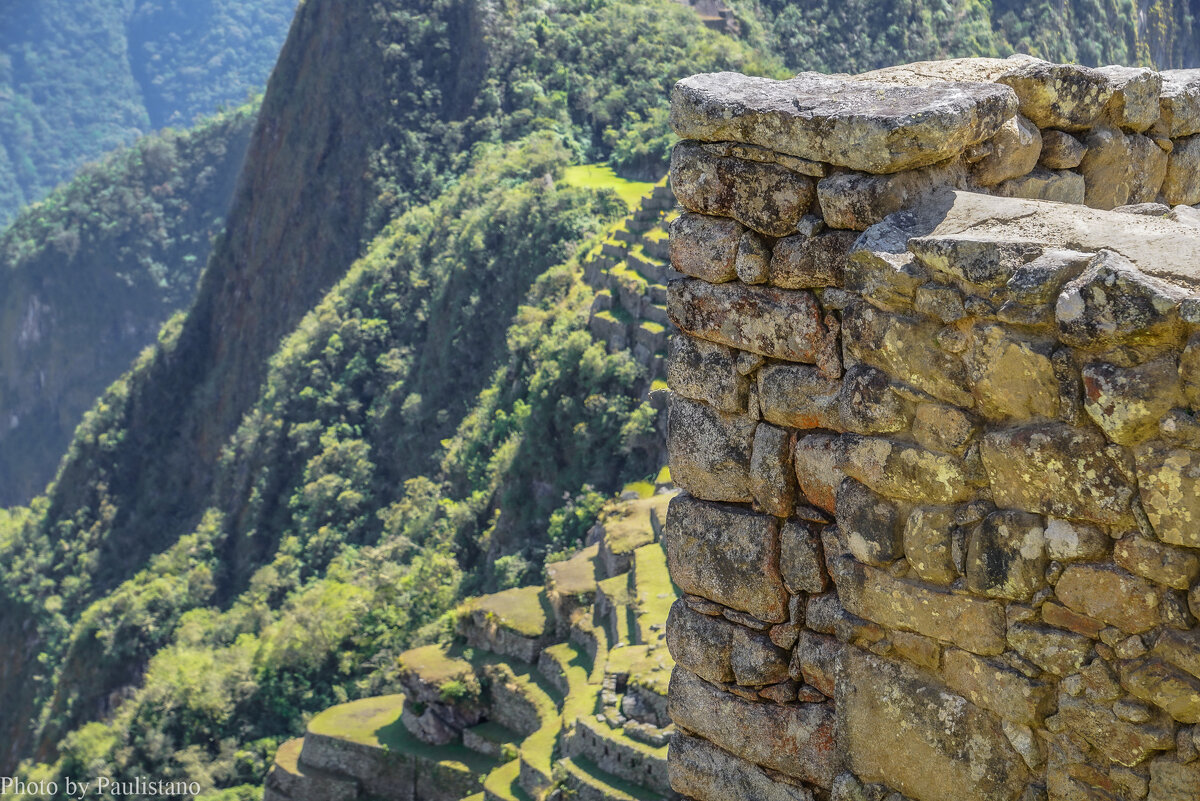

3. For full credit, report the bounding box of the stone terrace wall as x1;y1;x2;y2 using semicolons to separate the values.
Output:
660;56;1200;801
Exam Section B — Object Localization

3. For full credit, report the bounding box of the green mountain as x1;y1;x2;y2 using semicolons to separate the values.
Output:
0;0;1197;797
0;0;297;225
0;102;257;506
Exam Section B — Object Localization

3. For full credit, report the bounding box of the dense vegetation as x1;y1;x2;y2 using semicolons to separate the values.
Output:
0;102;258;506
0;0;295;224
1;0;1198;796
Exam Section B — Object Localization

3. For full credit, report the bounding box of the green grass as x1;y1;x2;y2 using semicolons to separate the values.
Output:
561;164;656;210
639;320;665;335
271;737;304;775
621;481;656;499
601;495;671;556
561;756;666;801
398;643;477;686
482;758;532;801
463;586;551;638
632;544;676;643
546;544;599;597
654;466;671;485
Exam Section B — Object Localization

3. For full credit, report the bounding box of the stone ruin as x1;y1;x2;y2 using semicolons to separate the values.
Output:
661;57;1200;801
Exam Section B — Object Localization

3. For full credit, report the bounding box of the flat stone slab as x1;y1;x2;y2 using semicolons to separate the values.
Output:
670;71;1016;174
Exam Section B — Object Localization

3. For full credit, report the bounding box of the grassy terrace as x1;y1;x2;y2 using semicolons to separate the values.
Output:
398;643;477;686
560;164;656;210
545;543;599;597
483;758;531;801
561;757;666;801
462;585;552;639
601;494;673;556
632;544;675;643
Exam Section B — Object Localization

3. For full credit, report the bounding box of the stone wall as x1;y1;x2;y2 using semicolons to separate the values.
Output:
661;56;1200;801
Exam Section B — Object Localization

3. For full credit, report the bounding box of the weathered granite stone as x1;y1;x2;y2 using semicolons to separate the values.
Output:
1056;693;1175;766
973;115;1042;186
669;732;817;801
1149;757;1200;801
995;167;1086;204
996;59;1113;131
666;599;790;687
966;510;1049;602
670;71;1016;174
669;212;743;282
980;423;1136;526
1154;629;1200;682
1183;333;1200;408
1039;130;1087;169
1117;202;1173;216
757;363;842;430
908;234;1044;290
837;478;903;567
663;494;788;623
735;230;771;284
903;506;958;585
1078;125;1135;209
1159;69;1200;138
839;646;1030;801
966;324;1059;421
912;403;977;455
1129;133;1170;204
943;647;1055;726
1134;442;1200;548
818;159;967;231
1097;65;1163;132
1162;134;1200;206
1007;623;1093;677
794;433;844;514
780;519;828;594
668;278;836;365
1082;357;1185;446
1121;658;1200;725
1056;564;1160;634
670;141;815;236
770;230;858;288
1169;203;1200;229
838;433;973;504
668;667;838;788
667;396;755;503
1057;250;1189;350
667;335;749;413
828;547;1006;655
842;302;972;406
790;630;843;698
914;282;966;322
750;422;796;517
836;364;910;435
1043;518;1110;562
1114;534;1200;591
845;215;932;311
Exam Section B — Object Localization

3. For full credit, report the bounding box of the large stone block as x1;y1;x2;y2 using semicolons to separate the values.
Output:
1096;65;1163;132
1159;69;1200;138
756;363;841;430
1056;694;1175;767
903;506;958;585
817;159;967;231
667;395;755;503
1056;250;1188;350
979;423;1136;526
1078;125;1135;209
1055;564;1160;634
670;71;1016;174
965;510;1049;602
1082;357;1184;446
996;59;1113;131
668;667;838;788
669;212;743;283
668;278;837;366
1113;534;1200;591
750;422;796;517
842;301;972;406
838;433;973;505
1162;134;1200;206
1006;623;1093;677
1128;132;1169;204
794;433;844;514
965;324;1058;421
770;230;858;288
1149;758;1200;801
666;600;789;687
663;494;788;623
670;141;815;236
1134;442;1200;548
666;335;749;414
669;733;816;801
838;647;1030;801
828;548;1006;655
972;114;1041;186
844;216;930;311
912;402;977;455
1039;130;1087;169
836;477;903;567
837;364;911;435
1120;657;1200;724
995;166;1085;203
780;519;828;594
942;648;1055;726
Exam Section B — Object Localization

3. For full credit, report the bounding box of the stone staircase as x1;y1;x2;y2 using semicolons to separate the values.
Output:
583;180;678;389
263;483;680;801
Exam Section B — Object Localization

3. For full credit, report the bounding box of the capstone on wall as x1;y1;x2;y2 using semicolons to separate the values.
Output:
661;56;1200;801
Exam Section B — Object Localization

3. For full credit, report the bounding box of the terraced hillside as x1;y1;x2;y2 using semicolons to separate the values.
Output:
263;486;680;801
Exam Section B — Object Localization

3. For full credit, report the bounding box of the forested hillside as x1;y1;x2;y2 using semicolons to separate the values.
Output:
0;0;296;224
0;0;1198;797
0;102;257;506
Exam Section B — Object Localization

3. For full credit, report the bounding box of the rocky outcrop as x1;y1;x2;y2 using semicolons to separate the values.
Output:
662;56;1200;801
